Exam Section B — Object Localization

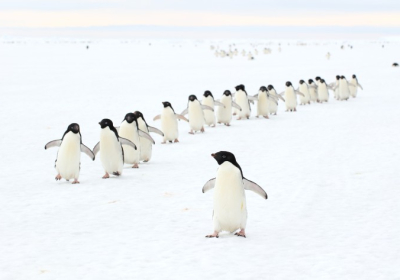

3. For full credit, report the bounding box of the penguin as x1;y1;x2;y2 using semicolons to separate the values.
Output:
393;63;399;67
279;81;304;112
267;85;285;115
298;80;311;105
329;75;341;100
317;79;330;102
349;74;363;98
118;113;154;168
253;86;278;119
307;79;319;102
234;84;255;120
202;151;267;238
202;91;225;127
93;119;137;178
180;95;213;134
153;102;188;143
338;76;351;101
134;111;164;162
45;123;94;184
216;90;242;126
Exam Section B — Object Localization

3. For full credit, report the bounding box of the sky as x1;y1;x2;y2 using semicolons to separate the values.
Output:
0;0;399;38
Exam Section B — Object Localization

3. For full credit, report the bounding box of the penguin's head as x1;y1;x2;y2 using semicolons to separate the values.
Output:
223;90;232;96
99;119;113;129
308;79;314;85
162;101;172;108
235;84;245;91
203;91;213;98
320;79;326;84
123;113;137;124
352;74;356;78
341;75;345;79
259;86;267;92
285;81;292;87
336;75;340;80
299;80;305;85
267;85;274;91
134;111;144;120
67;123;80;134
315;76;321;81
188;95;197;102
211;151;237;165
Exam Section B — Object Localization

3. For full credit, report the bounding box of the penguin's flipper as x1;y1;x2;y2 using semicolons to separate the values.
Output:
44;139;62;149
148;126;164;136
153;115;161;121
177;114;189;122
243;178;268;199
278;91;284;96
138;129;155;144
277;95;285;102
348;83;356;88
119;137;137;150
80;143;95;160
181;108;188;116
253;94;259;98
214;100;225;108
232;101;242;111
310;84;318;89
248;95;258;101
295;91;305;97
93;142;100;157
202;178;216;193
201;105;214;112
358;83;363;90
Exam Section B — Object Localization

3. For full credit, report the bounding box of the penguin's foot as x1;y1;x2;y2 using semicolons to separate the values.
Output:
235;229;246;238
206;231;219;238
55;174;62;181
72;179;80;184
294;108;297;112
161;141;166;144
263;115;269;119
217;122;222;124
169;141;173;143
143;159;149;162
237;117;241;120
102;173;110;179
189;131;194;134
132;163;139;168
201;127;205;133
112;172;121;176
233;112;237;116
225;123;230;126
174;139;179;143
246;115;249;119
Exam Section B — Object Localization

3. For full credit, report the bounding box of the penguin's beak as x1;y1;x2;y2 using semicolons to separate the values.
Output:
211;153;215;158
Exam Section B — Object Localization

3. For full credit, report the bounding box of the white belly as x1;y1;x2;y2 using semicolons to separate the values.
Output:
285;89;297;109
118;120;140;165
100;128;124;174
349;79;357;97
235;91;250;118
56;132;81;180
309;87;318;101
188;100;205;131
161;108;179;141
213;162;247;232
217;95;233;124
202;97;216;126
137;119;152;161
339;81;350;100
257;92;269;116
269;90;278;113
299;84;310;104
318;84;329;101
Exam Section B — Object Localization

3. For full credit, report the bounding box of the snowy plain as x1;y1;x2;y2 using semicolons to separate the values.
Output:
0;39;400;280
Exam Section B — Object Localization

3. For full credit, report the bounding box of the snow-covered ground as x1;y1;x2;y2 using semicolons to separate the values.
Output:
0;39;399;280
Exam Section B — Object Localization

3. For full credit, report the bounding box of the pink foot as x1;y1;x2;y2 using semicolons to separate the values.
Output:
72;179;80;184
235;229;246;238
132;163;139;168
206;231;219;238
161;141;166;144
189;131;194;134
55;174;62;181
174;139;179;143
263;115;269;119
201;127;205;133
102;173;110;179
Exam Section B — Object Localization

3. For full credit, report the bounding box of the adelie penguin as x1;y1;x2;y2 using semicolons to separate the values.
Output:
267;85;284;115
234;84;256;120
307;79;319;102
117;113;154;168
349;74;363;98
181;95;213;134
338;76;352;101
298;80;311;105
153;101;188;143
202;151;267;238
134;111;163;162
45;123;94;184
317;78;331;102
216;90;242;126
202;91;225;127
93;119;137;178
253;86;278;119
279;81;304;112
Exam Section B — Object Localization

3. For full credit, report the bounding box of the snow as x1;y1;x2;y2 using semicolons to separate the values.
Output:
0;39;399;279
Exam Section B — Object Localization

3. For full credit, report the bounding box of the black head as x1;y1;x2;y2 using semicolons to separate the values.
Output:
299;80;305;84
308;79;314;84
211;151;243;177
336;75;340;80
267;85;274;91
320;79;325;83
223;90;232;96
67;123;80;134
259;86;267;92
134;111;144;120
235;84;245;91
162;101;172;108
352;74;356;78
99;119;114;129
123;113;137;124
286;81;292;87
188;95;197;102
315;76;321;81
341;75;345;79
203;91;213;98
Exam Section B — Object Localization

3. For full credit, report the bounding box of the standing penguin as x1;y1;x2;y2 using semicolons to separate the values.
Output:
349;74;363;98
280;81;304;112
329;75;341;100
298;80;311;105
234;85;255;120
181;95;213;134
202;91;225;127
45;123;94;184
134;111;163;162
153;102;188;143
93;119;137;178
267;85;284;115
308;79;319;102
317;79;330;102
202;151;267;238
216;90;242;126
338;76;351;101
254;86;278;119
118;113;154;168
